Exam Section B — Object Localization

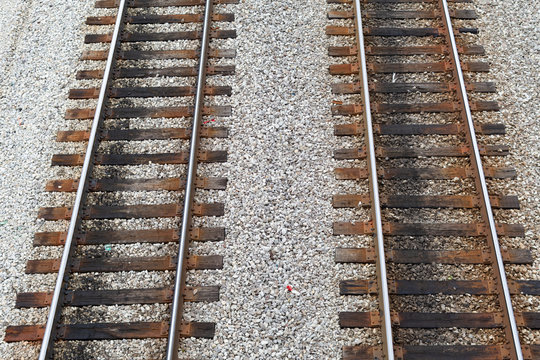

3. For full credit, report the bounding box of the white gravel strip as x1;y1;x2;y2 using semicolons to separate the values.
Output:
180;0;371;358
473;0;540;345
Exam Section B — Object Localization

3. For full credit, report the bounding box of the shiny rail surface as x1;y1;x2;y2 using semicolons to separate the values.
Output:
438;1;523;358
352;0;394;359
166;0;214;358
38;1;128;358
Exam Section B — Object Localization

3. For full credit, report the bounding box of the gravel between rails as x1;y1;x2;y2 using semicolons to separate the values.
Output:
0;0;538;359
182;0;372;358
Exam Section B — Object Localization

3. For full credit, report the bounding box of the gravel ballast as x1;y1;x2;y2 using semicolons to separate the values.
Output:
475;0;540;345
0;0;538;359
0;0;93;358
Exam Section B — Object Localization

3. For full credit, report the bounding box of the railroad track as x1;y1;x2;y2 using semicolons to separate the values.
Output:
5;0;237;358
328;0;539;359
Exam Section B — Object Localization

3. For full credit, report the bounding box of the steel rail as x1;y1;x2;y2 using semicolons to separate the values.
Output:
38;1;128;359
352;1;395;358
166;0;213;358
439;1;523;359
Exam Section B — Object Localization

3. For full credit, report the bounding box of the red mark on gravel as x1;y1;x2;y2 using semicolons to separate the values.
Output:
286;285;293;292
